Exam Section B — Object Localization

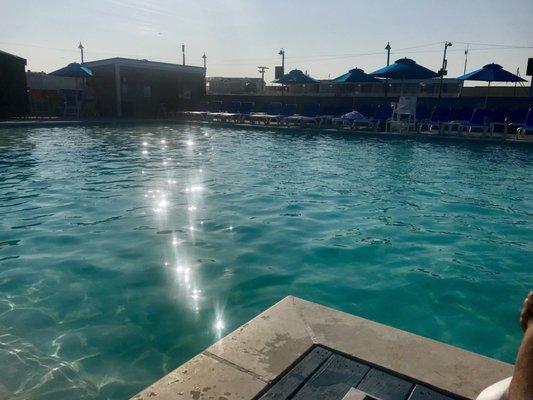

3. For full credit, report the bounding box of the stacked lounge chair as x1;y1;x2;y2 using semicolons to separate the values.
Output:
249;102;282;125
181;101;209;119
284;103;320;127
209;101;241;121
418;106;452;134
351;105;392;131
444;108;492;136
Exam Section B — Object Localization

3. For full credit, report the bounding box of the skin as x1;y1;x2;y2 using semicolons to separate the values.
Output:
509;291;533;400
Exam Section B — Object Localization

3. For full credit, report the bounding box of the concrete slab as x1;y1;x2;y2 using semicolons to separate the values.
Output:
131;353;266;400
206;295;314;381
130;296;514;400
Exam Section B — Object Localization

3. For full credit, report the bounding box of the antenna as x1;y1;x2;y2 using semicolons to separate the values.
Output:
202;53;207;69
182;43;186;66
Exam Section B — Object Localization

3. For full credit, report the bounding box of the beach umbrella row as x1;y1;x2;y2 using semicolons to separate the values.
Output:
273;59;525;107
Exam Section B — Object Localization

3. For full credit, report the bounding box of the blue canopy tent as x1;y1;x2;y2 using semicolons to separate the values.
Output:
456;63;526;107
331;68;379;109
369;58;438;95
272;69;318;84
50;63;93;78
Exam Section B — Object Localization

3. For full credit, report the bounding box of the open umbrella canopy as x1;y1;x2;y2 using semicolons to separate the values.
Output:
331;68;380;83
369;58;438;80
50;63;93;78
456;63;525;82
273;69;318;84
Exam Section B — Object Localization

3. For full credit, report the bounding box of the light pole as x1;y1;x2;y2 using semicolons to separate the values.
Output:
278;48;285;73
438;41;452;99
182;44;186;66
384;42;391;97
258;66;268;92
78;42;84;64
202;53;207;70
279;48;285;97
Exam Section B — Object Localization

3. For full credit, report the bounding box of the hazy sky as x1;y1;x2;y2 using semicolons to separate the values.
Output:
2;0;532;84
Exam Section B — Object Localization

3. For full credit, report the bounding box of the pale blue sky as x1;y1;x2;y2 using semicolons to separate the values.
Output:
1;0;532;84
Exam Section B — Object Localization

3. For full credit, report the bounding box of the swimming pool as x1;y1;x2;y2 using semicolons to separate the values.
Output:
0;124;531;399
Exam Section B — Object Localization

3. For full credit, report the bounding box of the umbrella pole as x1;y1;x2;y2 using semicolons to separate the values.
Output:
484;81;491;108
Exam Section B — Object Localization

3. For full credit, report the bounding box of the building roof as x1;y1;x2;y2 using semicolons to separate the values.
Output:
82;57;204;74
0;49;27;63
207;77;263;81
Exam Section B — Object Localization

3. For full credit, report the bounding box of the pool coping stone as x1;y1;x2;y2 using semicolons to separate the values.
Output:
131;296;513;400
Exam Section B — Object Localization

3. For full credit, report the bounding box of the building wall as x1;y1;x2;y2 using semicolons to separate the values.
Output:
89;62;205;117
88;64;117;118
0;51;29;118
207;77;263;94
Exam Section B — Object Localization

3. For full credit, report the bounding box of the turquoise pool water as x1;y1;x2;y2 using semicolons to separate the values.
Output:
0;124;531;399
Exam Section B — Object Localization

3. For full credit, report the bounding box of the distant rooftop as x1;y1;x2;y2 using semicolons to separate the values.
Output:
82;57;204;74
0;49;27;63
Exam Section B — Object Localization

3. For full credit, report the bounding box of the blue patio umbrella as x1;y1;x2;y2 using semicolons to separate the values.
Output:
369;58;438;80
332;68;379;109
50;63;93;78
457;63;525;106
272;69;318;84
457;63;525;83
331;68;380;83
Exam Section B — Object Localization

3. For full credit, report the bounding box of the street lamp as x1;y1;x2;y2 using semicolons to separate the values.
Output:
78;42;84;64
438;41;452;99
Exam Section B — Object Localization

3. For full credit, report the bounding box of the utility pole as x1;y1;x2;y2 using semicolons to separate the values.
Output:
78;42;84;64
182;43;186;66
438;41;452;99
463;44;469;75
258;66;268;92
202;53;207;70
384;42;391;97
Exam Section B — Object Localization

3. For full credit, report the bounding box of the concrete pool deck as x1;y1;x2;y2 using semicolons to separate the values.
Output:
131;296;513;400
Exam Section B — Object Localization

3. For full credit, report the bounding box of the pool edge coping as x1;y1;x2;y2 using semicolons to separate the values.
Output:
131;296;513;400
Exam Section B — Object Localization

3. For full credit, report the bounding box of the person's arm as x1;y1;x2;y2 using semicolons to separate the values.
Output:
509;291;533;400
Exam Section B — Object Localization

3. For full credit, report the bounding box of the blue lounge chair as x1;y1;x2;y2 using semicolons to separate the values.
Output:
489;108;511;136
418;106;451;133
227;102;255;123
316;106;344;127
211;101;241;121
444;108;492;136
352;105;392;131
208;101;239;121
183;101;209;119
249;102;282;124
284;103;320;126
